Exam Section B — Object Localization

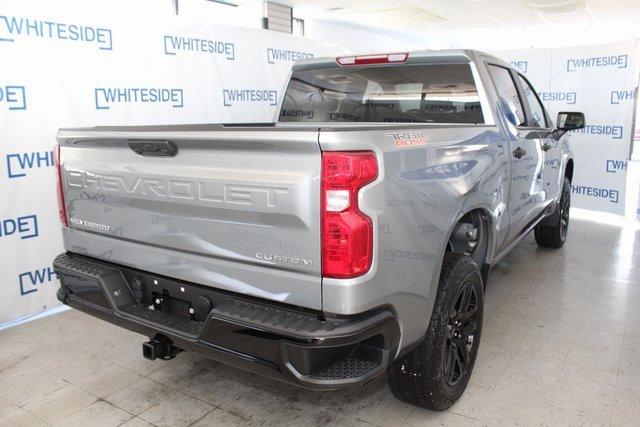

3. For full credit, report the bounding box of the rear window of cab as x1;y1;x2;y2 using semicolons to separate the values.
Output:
279;64;485;124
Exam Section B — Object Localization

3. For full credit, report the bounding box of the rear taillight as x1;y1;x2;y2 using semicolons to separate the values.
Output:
321;151;378;278
336;52;409;66
54;144;68;227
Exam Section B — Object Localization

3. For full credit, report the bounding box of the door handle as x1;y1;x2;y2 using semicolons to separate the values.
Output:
513;147;526;159
541;142;552;152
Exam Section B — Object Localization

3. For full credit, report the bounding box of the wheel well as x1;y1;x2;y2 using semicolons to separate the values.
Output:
446;209;490;271
565;159;574;183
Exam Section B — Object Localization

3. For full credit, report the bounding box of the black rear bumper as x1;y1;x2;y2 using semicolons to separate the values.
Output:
53;252;400;390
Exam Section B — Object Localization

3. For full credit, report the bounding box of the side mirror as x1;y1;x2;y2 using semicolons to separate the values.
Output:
553;111;585;139
557;112;585;131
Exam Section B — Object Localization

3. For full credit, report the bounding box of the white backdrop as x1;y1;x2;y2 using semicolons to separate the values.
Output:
494;40;640;217
0;0;325;327
1;0;639;327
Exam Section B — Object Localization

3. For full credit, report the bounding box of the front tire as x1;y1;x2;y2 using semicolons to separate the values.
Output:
534;177;571;248
388;253;484;411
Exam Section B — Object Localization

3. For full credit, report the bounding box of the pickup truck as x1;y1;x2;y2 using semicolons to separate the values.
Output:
53;49;585;410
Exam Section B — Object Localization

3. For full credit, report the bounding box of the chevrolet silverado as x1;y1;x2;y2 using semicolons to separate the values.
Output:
53;49;585;410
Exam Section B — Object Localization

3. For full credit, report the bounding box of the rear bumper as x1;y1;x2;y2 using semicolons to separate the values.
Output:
53;252;400;390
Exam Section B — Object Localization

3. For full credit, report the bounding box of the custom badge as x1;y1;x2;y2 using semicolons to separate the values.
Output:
386;131;428;148
256;252;312;267
69;217;111;233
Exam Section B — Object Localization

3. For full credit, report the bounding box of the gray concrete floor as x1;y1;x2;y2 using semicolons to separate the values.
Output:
1;218;640;426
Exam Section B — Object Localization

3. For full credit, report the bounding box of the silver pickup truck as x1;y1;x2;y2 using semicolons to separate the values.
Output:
53;49;585;410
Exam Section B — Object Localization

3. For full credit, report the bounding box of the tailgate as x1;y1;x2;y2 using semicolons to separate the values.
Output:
57;125;322;309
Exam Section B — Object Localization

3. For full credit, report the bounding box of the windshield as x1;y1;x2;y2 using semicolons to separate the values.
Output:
279;63;484;124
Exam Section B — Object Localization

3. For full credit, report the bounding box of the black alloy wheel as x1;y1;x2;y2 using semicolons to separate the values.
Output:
559;181;571;240
388;253;484;411
443;281;478;386
534;177;571;248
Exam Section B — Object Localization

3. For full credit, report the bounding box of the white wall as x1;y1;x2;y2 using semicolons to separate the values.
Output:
178;0;263;30
400;24;640;50
176;0;424;54
301;18;424;53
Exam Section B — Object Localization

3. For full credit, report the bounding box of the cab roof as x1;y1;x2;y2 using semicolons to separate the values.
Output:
292;49;513;72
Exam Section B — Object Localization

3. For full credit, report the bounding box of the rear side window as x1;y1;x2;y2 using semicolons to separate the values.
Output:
279;64;485;124
487;65;526;127
517;75;548;128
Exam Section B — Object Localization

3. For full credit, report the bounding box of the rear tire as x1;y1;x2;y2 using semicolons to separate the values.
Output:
534;177;571;249
388;253;483;411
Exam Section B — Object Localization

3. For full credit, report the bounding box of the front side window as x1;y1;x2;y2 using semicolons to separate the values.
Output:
487;65;526;127
517;75;548;128
279;64;485;124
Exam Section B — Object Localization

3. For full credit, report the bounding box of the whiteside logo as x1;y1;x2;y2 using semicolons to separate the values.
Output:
256;252;313;267
69;217;110;232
